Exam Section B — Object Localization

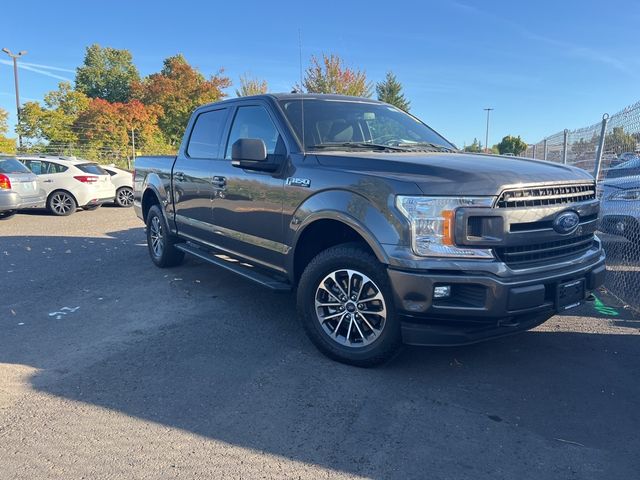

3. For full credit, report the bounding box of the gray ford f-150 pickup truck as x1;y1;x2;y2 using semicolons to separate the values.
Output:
134;93;605;366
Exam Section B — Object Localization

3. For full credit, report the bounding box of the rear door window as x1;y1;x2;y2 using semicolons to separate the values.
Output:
187;108;228;158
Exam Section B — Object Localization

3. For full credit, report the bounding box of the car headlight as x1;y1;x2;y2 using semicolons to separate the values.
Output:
607;188;640;201
396;196;495;258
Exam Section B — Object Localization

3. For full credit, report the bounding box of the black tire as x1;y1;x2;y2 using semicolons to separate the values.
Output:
146;205;185;268
115;187;134;208
297;243;402;367
0;210;17;220
47;191;77;216
83;204;101;211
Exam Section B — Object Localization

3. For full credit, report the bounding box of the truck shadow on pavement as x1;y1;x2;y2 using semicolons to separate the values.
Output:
2;229;640;478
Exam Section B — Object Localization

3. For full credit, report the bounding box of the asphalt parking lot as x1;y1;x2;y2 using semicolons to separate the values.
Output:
1;207;639;479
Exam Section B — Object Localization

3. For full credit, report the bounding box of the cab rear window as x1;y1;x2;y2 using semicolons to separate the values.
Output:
0;158;31;174
76;163;108;175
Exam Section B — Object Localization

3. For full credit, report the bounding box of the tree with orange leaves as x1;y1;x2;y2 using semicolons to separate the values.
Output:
302;54;372;97
133;54;231;144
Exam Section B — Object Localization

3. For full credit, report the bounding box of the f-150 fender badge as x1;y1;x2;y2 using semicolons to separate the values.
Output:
286;177;311;188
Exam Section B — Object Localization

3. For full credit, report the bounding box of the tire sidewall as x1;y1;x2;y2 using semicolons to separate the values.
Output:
297;246;401;365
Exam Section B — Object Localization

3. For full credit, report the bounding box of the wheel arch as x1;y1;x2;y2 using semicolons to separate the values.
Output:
290;213;390;284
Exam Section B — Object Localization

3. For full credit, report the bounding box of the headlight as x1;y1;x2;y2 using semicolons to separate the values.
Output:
396;196;494;258
607;188;640;201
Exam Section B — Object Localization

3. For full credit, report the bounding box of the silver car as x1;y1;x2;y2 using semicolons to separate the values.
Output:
0;157;46;220
599;175;640;242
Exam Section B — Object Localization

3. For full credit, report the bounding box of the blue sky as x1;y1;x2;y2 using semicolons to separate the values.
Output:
1;0;638;147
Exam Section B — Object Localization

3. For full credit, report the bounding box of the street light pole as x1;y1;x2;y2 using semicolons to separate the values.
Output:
483;107;494;153
2;48;27;149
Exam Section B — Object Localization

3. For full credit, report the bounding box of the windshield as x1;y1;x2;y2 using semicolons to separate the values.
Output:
0;158;31;174
279;98;455;152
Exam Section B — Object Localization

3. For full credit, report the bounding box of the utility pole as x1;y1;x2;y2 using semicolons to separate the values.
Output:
2;48;27;149
483;107;494;154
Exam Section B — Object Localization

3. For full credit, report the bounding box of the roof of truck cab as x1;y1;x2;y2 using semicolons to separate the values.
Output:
198;93;386;109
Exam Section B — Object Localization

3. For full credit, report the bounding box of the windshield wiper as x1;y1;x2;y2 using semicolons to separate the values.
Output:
309;142;408;152
393;142;456;152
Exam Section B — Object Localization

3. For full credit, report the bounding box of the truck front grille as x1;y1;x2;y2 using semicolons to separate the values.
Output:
495;234;595;268
496;183;596;208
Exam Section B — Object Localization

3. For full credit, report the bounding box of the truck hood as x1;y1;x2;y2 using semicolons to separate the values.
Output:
315;151;594;196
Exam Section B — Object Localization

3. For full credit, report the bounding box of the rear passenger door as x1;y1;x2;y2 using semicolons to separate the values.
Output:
22;160;68;197
172;107;229;244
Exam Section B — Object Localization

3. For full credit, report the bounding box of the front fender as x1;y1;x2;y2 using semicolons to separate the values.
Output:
288;189;406;265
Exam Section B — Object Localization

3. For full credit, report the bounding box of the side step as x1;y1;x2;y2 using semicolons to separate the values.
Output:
174;242;292;292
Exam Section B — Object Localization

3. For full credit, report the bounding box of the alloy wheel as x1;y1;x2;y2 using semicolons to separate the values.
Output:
118;188;134;207
149;215;164;258
314;269;387;348
51;193;74;215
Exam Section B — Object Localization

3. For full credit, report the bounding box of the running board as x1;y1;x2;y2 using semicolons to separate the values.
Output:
174;242;292;292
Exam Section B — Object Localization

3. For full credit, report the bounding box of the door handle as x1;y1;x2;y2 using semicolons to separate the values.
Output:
174;172;185;181
42;179;53;183
212;176;226;188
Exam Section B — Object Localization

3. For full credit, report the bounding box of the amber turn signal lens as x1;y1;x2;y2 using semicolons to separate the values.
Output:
442;210;455;245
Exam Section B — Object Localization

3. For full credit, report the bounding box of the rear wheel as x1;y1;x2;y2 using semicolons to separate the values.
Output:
297;244;401;367
146;205;185;268
48;191;77;216
115;187;134;207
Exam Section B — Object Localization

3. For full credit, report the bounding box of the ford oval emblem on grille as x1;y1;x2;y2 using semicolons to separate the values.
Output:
553;211;580;234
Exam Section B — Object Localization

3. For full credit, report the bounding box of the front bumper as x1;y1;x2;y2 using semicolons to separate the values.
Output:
389;249;606;346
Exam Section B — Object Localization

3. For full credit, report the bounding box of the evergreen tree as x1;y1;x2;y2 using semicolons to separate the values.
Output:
376;71;410;112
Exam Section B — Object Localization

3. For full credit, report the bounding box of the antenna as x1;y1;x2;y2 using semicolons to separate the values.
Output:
298;28;305;155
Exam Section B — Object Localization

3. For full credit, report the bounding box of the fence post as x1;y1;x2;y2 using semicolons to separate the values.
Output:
593;113;609;182
543;139;548;161
562;129;568;165
532;144;537;159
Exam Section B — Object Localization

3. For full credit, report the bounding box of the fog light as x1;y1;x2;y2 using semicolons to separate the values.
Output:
433;285;452;298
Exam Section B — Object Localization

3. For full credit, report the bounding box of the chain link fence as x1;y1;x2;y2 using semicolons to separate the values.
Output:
522;101;640;312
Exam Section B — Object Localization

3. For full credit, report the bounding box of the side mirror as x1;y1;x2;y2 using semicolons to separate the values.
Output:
231;138;280;172
232;138;267;161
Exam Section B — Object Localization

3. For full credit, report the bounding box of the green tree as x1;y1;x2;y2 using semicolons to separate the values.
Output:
133;54;231;144
497;135;527;155
0;108;17;153
17;82;90;151
604;126;636;155
464;138;483;153
236;74;268;97
302;54;372;97
376;71;410;112
76;44;140;102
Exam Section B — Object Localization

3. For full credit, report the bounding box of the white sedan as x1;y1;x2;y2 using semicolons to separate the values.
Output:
19;156;116;216
102;165;134;207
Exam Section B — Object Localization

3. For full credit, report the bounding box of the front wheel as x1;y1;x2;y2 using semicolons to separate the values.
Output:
297;244;401;367
146;205;185;268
